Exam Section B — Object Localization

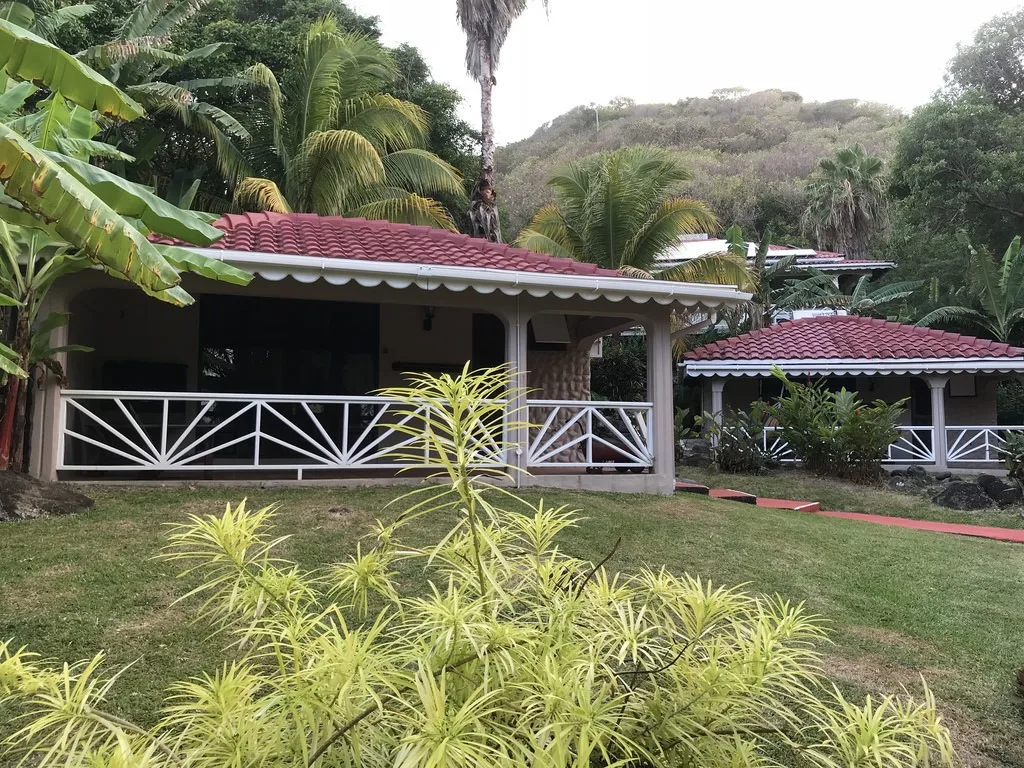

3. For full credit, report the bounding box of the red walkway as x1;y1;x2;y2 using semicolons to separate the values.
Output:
813;509;1024;543
676;481;1024;544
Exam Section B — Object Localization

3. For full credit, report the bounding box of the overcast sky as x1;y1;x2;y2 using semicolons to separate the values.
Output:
349;0;1023;144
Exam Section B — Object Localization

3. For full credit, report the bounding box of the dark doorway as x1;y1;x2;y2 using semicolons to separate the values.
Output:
472;313;506;370
199;295;380;395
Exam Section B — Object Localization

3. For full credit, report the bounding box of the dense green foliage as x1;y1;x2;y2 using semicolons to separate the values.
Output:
0;367;955;767
591;334;646;402
764;372;906;483
498;91;902;240
701;405;778;474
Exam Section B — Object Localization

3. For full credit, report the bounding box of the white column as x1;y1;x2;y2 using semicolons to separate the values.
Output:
925;375;949;469
646;312;675;492
503;302;530;483
710;378;726;423
29;287;71;481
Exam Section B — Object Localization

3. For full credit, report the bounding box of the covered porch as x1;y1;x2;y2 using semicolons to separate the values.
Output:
684;315;1024;470
30;213;748;494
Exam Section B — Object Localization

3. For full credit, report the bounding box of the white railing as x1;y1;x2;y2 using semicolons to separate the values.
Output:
760;425;935;464
527;400;653;469
946;426;1024;463
58;390;505;476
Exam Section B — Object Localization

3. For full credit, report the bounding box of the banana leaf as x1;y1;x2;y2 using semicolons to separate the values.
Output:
0;123;187;302
154;244;252;286
0;19;143;120
47;152;223;245
0;80;35;119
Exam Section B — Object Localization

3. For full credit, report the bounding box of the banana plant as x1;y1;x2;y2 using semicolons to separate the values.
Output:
0;20;256;470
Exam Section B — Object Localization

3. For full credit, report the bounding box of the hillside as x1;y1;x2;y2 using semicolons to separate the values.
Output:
496;90;904;241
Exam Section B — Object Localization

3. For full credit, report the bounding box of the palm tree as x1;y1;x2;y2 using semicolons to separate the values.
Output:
234;18;464;229
801;144;888;259
456;0;544;242
917;234;1024;342
514;146;752;286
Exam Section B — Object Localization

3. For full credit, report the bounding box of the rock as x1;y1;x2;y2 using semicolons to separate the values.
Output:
906;464;928;478
932;481;994;511
934;471;952;481
998;486;1023;507
0;472;93;521
977;474;1013;501
888;469;906;478
677;438;713;467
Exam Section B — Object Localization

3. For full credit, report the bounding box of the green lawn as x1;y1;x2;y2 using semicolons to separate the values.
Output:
1;484;1023;766
682;466;1024;530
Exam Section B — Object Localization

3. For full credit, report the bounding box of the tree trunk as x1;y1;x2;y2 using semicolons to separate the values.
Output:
10;363;31;472
0;310;31;472
468;40;501;243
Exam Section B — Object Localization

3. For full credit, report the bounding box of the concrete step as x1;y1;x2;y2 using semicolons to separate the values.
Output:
674;481;710;495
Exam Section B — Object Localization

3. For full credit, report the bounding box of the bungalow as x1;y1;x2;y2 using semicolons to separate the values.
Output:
29;212;749;494
682;315;1024;470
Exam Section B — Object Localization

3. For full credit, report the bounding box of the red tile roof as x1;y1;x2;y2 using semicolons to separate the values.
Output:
154;212;622;278
688;316;1024;361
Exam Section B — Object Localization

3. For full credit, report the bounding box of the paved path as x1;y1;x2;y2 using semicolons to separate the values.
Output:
676;480;1024;544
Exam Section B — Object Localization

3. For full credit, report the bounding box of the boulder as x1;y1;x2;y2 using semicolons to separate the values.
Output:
977;474;1014;501
905;464;928;479
0;472;93;521
998;485;1023;507
934;471;952;481
932;481;994;511
677;438;713;467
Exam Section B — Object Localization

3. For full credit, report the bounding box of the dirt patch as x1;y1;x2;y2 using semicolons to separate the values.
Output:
845;625;937;654
1;562;81;614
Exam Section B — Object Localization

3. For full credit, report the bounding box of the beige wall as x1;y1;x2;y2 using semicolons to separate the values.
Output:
377;304;480;389
944;374;1000;425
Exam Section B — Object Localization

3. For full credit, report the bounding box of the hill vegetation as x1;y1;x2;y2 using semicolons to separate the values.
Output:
497;89;904;241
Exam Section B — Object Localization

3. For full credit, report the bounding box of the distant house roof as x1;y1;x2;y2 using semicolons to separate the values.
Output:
684;316;1024;377
156;212;751;310
657;237;895;273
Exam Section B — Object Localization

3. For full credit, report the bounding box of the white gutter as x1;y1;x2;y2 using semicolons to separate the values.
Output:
187;248;753;309
683;356;1024;377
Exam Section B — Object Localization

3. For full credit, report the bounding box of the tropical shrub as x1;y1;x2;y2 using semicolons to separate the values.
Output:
700;405;778;473
1002;430;1024;490
0;367;953;767
764;370;906;482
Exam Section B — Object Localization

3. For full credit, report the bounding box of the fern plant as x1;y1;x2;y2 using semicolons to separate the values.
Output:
0;366;954;767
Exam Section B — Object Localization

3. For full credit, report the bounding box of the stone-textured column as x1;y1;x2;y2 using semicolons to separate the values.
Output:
503;303;530;482
646;312;675;492
29;288;71;480
925;375;950;469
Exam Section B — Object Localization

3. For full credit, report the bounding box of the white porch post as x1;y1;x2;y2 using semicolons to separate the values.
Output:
646;313;675;492
503;303;530;483
710;378;726;423
29;288;70;480
925;375;949;469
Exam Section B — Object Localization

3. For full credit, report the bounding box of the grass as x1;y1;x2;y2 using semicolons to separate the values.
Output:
1;484;1023;766
681;466;1024;530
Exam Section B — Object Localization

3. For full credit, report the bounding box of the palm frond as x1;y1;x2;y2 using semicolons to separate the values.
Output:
339;94;427;151
119;0;171;39
655;253;752;287
297;129;385;214
915;305;985;328
76;37;176;69
348;192;456;231
234;177;292;213
625;197;718;271
151;0;210;38
382;149;463;198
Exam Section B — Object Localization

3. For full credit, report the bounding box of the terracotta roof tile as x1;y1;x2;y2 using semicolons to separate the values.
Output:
153;212;623;278
687;316;1024;361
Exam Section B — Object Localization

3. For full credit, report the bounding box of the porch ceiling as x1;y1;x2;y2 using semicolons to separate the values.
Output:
187;248;751;311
